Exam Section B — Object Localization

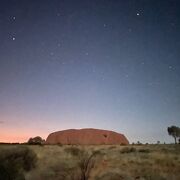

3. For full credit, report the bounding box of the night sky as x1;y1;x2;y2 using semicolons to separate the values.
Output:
0;0;180;143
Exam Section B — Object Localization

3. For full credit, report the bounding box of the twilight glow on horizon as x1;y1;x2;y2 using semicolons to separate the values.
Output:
0;0;180;143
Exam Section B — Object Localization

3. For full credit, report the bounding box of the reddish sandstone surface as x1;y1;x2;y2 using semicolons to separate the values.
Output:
46;128;129;145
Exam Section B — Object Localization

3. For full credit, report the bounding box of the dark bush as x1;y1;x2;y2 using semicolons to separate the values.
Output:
120;147;136;153
120;143;127;146
0;146;37;180
137;141;143;145
138;149;150;153
27;136;45;145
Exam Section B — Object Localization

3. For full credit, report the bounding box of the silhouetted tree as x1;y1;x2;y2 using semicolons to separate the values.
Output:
28;136;45;145
167;126;180;144
137;141;142;145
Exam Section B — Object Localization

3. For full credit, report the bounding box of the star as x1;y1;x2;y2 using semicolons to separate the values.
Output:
50;52;54;56
168;66;174;70
12;16;16;20
136;13;140;16
12;37;16;41
128;28;132;32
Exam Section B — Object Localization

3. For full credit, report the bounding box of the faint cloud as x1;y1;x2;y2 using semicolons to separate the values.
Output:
0;121;4;124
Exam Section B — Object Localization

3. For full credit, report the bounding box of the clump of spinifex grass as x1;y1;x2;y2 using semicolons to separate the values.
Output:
138;148;151;153
64;146;82;156
120;147;137;153
0;146;37;180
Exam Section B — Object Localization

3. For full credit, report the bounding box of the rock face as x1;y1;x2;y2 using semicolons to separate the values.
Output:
46;128;129;145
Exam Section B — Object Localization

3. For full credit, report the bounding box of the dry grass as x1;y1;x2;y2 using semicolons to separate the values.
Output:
0;144;179;180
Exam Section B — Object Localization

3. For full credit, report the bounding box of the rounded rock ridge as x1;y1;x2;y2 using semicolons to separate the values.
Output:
46;128;129;145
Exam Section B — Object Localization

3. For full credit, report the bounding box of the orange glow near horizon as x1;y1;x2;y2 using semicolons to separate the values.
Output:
0;116;77;143
0;129;47;143
0;116;55;143
0;134;30;143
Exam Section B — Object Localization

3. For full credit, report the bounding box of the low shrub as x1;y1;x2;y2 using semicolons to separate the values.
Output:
138;149;150;153
64;146;82;156
0;146;37;180
120;147;136;153
120;143;127;146
78;150;101;180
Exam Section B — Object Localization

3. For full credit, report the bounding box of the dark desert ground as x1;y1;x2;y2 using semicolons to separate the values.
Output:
0;143;180;180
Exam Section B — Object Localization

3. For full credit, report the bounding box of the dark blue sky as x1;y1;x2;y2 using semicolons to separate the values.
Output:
0;0;180;143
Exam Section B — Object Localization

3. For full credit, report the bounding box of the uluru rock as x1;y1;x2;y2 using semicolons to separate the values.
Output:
46;128;129;145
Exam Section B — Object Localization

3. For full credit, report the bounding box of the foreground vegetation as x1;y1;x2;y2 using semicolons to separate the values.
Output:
0;144;180;180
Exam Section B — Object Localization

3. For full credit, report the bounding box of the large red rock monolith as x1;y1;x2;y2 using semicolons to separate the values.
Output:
46;128;129;145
